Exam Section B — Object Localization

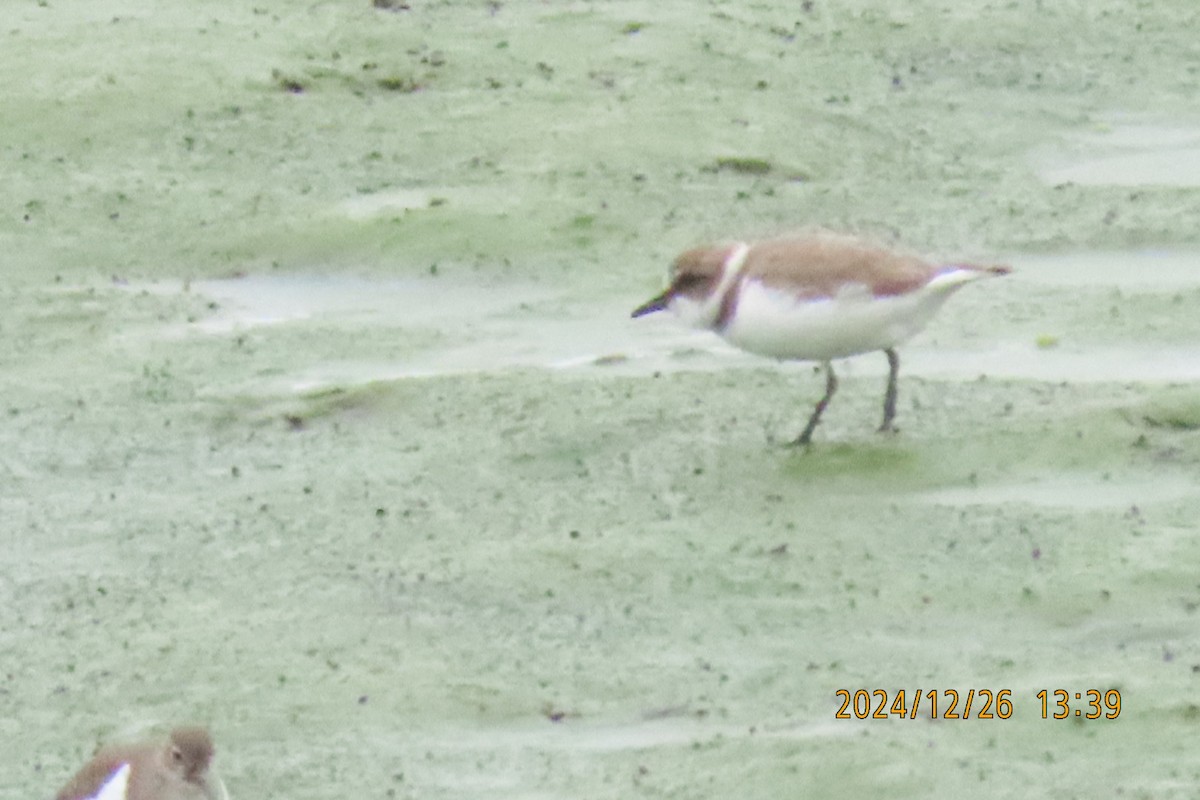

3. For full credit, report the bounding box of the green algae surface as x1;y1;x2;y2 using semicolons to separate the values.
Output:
5;2;1200;798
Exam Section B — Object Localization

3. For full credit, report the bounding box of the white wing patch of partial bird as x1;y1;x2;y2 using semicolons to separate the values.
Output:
90;764;130;800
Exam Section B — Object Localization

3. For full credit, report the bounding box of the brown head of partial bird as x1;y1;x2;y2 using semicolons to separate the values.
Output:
631;243;737;318
164;727;215;785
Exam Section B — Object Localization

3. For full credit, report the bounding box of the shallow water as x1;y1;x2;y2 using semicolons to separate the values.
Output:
182;274;556;335
1034;120;1200;187
124;244;1200;391
1015;248;1200;288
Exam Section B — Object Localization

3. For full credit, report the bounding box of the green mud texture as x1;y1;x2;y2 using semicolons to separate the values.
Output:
5;2;1200;799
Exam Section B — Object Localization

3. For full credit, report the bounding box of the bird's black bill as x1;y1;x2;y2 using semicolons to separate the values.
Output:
631;292;669;318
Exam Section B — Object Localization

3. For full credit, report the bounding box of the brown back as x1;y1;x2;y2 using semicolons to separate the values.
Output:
741;234;939;299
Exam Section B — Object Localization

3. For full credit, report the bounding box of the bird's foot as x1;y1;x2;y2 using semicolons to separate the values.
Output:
787;432;815;449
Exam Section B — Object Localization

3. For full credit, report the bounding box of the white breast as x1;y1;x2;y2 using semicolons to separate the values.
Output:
720;270;982;361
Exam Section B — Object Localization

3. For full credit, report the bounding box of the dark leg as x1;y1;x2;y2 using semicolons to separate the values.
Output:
879;347;899;434
791;361;837;447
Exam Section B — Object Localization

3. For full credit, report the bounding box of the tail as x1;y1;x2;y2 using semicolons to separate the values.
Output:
951;263;1012;277
976;264;1012;277
925;262;1012;293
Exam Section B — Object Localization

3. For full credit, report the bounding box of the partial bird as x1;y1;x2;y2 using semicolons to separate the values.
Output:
55;726;228;800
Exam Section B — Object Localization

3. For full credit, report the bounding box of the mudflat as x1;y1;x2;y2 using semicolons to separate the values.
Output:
6;2;1200;798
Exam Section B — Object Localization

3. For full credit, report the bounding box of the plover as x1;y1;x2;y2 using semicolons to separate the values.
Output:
56;726;228;800
632;232;1010;445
